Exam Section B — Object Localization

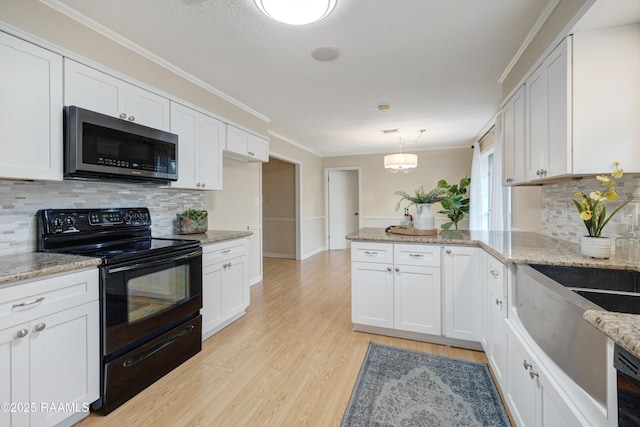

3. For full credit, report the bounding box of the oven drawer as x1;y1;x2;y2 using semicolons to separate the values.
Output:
100;315;202;414
0;268;99;329
203;238;249;266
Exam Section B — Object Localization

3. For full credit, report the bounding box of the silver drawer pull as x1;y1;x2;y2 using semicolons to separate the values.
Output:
489;270;499;279
409;254;424;258
248;151;255;156
13;297;45;309
529;369;539;379
34;323;46;332
221;249;231;254
495;298;503;306
16;329;28;339
523;360;533;371
364;251;378;256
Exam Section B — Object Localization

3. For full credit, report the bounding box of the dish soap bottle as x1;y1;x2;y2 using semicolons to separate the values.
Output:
615;224;640;265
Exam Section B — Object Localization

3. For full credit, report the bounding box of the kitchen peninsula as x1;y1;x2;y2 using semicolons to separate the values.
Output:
347;227;639;427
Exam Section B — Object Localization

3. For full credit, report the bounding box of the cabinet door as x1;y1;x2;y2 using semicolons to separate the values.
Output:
442;246;481;341
198;114;225;190
0;32;63;181
225;125;268;162
537;367;584;427
202;261;224;337
64;58;126;118
248;135;269;162
487;280;507;386
0;323;30;427
351;262;394;328
224;256;248;319
125;84;170;131
526;64;548;182
30;302;99;427
394;265;441;335
506;326;537;427
502;85;526;185
170;102;198;189
545;38;571;179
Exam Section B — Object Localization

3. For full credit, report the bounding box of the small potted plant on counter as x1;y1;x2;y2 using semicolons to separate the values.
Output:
573;161;633;258
176;208;208;234
394;186;444;231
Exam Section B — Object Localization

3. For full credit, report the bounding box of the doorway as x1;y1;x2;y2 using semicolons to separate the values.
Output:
326;168;360;250
262;155;300;259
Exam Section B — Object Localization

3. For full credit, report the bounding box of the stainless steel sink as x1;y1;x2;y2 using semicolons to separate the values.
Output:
515;264;608;406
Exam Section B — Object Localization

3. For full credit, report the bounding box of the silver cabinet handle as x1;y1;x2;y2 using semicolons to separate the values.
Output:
409;254;424;258
529;369;539;379
196;183;201;188
248;151;255;156
495;298;502;306
119;112;127;119
364;251;378;256
13;296;45;309
201;182;205;188
523;360;533;370
394;267;400;272
128;115;135;122
227;262;232;268
489;269;499;279
221;249;231;255
34;323;46;332
16;329;28;339
386;267;392;272
445;249;452;254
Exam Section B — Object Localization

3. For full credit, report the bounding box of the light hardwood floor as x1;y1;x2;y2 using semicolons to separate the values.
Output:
78;250;493;426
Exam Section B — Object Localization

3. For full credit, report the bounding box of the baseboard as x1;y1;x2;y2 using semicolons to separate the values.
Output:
301;247;325;260
263;252;295;259
201;311;246;341
353;324;483;351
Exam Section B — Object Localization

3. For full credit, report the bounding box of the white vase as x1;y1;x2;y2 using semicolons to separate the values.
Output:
580;236;611;259
413;204;435;230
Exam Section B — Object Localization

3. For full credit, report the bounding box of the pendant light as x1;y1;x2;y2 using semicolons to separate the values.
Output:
383;129;425;174
253;0;338;25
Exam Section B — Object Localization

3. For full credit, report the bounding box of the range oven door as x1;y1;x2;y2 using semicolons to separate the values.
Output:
102;247;202;357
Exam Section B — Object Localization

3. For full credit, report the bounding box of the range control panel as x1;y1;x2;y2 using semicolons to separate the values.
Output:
39;208;151;234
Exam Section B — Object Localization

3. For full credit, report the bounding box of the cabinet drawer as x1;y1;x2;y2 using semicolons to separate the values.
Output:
487;255;506;297
394;244;440;267
351;242;393;264
203;238;248;266
0;269;99;329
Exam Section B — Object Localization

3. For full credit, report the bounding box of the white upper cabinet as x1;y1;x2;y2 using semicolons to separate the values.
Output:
526;37;571;182
225;125;269;162
64;58;170;131
0;31;63;181
170;102;224;190
515;25;640;183
502;85;526;185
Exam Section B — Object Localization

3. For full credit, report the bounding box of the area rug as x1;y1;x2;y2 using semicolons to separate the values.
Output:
341;342;511;426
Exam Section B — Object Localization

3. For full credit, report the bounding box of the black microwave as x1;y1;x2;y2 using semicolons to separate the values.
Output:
64;106;178;183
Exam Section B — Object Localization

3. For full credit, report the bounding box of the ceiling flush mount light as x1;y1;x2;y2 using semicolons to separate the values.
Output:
383;129;426;174
254;0;338;25
311;46;340;62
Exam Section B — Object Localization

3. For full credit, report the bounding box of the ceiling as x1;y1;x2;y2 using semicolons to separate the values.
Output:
44;0;554;157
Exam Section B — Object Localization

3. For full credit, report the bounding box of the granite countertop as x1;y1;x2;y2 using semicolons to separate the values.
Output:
584;311;640;359
347;227;640;358
346;227;639;271
0;252;101;287
159;229;253;245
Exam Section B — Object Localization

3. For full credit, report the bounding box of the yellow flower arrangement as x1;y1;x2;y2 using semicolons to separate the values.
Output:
572;162;632;237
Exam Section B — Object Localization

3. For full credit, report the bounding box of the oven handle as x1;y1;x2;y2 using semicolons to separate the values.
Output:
123;324;196;368
105;249;201;274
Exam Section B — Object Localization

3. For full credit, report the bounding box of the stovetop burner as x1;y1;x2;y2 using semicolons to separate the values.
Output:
37;208;200;263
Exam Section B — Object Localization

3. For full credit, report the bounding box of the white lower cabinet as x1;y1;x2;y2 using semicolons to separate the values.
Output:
485;253;508;387
351;242;441;335
0;269;99;427
201;238;250;340
506;322;585;427
442;246;481;341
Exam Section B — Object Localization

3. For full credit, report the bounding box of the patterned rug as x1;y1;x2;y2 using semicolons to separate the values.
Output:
341;342;511;426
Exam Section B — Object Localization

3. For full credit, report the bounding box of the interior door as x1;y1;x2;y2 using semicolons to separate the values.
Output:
328;170;359;250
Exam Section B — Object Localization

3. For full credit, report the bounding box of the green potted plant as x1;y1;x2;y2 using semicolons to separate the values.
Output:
176;208;208;234
436;176;470;230
395;186;444;230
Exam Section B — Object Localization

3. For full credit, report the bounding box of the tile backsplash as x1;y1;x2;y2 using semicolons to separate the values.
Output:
542;174;640;243
0;180;205;256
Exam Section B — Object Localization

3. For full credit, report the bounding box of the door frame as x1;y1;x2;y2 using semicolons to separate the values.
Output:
267;151;302;260
324;167;362;250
